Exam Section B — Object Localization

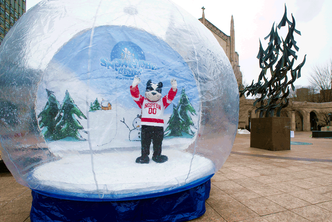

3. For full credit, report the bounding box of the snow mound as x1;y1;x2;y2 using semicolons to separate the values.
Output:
237;129;250;134
32;149;214;199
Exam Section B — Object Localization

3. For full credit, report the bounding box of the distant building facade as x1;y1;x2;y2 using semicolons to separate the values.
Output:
294;88;332;103
239;94;332;132
0;0;26;45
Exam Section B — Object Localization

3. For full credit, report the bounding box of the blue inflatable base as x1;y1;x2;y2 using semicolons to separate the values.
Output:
30;180;211;222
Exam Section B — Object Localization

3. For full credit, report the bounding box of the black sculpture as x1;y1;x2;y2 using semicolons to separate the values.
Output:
240;5;306;118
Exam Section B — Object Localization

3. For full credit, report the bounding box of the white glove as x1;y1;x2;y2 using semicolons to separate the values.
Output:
171;79;177;91
132;76;141;87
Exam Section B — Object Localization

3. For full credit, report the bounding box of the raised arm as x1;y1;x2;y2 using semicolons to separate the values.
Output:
163;79;177;108
130;76;144;108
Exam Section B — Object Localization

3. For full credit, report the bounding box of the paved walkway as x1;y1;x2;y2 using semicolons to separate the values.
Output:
1;131;332;221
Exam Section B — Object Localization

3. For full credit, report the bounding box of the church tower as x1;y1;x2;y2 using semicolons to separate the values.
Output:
198;8;243;88
230;15;235;64
201;6;206;25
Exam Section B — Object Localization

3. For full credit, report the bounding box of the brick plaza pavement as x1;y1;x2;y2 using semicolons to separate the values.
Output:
1;131;332;221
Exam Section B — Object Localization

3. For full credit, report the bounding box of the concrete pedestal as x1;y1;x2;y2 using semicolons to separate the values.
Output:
250;117;290;151
312;131;332;138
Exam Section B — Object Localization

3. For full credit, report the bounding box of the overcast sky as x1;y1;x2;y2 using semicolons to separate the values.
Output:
26;0;332;87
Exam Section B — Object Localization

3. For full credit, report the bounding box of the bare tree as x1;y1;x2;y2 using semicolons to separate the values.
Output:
309;60;332;90
318;112;332;127
291;86;317;102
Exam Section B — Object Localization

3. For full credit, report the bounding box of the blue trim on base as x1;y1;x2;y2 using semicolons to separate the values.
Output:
30;174;214;201
30;179;211;222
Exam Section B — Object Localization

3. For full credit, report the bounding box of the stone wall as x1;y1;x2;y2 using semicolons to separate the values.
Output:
239;98;332;132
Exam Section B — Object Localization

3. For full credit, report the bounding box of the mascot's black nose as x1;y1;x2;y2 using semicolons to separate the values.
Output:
152;92;156;95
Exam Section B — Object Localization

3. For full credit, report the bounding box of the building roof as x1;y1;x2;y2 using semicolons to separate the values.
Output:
198;17;230;41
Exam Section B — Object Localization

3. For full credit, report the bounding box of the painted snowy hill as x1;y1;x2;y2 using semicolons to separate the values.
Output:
46;104;198;157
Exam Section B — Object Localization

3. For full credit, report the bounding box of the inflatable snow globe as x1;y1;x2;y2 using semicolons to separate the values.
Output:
0;0;239;221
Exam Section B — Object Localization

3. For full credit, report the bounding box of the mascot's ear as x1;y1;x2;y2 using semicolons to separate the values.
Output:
146;80;152;87
158;82;163;88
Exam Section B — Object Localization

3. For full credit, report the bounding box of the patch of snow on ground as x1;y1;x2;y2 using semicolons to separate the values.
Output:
237;129;250;134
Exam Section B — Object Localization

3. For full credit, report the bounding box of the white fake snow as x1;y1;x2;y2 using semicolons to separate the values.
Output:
32;149;214;197
237;129;250;134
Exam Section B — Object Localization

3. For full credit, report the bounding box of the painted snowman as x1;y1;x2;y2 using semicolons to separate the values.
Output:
129;115;141;141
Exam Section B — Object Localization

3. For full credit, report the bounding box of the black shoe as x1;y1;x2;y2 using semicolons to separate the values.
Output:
136;156;150;164
152;155;168;163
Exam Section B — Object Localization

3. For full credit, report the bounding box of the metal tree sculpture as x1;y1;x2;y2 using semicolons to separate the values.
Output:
240;6;306;118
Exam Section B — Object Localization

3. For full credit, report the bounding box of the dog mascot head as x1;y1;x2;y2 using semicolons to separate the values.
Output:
145;80;163;102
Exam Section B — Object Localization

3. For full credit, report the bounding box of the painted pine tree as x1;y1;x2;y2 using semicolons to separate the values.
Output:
38;89;60;139
54;90;87;140
178;88;196;136
165;88;196;137
89;98;101;111
164;105;183;137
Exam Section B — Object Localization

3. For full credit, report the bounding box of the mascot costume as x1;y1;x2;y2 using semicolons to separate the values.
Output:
130;76;177;163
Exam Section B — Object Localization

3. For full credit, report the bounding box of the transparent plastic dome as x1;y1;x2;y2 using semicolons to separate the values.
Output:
0;0;239;200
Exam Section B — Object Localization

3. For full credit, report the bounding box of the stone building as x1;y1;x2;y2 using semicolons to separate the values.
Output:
0;0;26;45
199;7;242;87
199;8;332;132
239;96;332;132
